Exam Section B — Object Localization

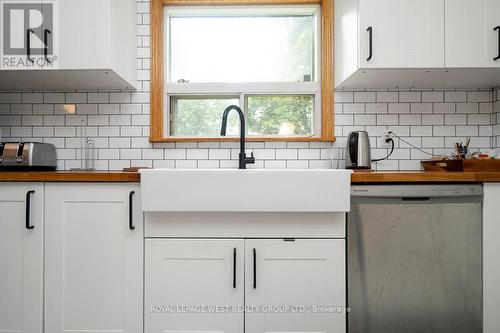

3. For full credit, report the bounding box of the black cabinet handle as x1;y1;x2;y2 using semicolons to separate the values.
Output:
253;248;257;289
233;248;237;289
494;26;500;61
367;26;373;61
129;191;135;230
26;190;35;230
44;29;52;63
26;29;34;63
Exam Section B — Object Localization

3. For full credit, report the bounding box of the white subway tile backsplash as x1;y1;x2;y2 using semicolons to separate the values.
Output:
54;127;76;137
110;93;131;103
276;149;298;160
0;0;498;171
66;93;88;104
399;115;421;126
209;149;231;160
22;93;43;104
354;92;376;103
377;92;399;103
445;91;467;103
445;114;467;125
410;103;433;114
422;92;444;103
388;103;410;114
366;103;388;114
334;91;353;103
457;103;479;114
43;93;65;104
88;93;109;104
456;126;479;137
343;103;365;114
109;138;131;148
433;103;455;113
0;93;22;103
11;104;32;115
298;149;320;160
165;148;187;159
187;149;209;160
422;115;444;125
377;115;398;125
399;92;421;103
410;126;433;137
468;114;491;125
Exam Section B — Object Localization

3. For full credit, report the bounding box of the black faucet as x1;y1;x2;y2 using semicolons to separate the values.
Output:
220;105;255;169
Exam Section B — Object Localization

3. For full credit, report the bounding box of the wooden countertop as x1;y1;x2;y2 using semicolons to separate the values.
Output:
0;171;140;182
1;170;500;183
351;171;500;183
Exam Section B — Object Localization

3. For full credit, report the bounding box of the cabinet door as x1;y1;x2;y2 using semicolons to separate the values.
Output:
0;183;43;333
145;239;244;333
44;183;143;333
245;239;346;333
359;0;445;68
47;0;110;69
484;183;500;332
445;0;500;67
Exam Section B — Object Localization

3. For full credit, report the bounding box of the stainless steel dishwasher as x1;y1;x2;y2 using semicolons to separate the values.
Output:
348;185;483;333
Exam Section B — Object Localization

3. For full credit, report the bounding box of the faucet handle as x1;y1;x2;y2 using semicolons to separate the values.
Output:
249;152;255;164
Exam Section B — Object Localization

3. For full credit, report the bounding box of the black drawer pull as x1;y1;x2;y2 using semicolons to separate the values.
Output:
26;190;35;230
233;248;237;289
26;29;34;63
129;191;135;230
44;29;52;63
367;26;373;61
253;248;257;289
494;26;500;61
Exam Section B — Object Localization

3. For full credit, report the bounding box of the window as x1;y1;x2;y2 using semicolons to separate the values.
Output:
151;0;334;142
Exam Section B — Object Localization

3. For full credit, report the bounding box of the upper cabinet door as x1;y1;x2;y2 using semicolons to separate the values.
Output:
44;183;143;333
145;239;244;333
359;0;445;68
45;0;110;69
0;183;44;333
245;239;346;333
445;0;500;68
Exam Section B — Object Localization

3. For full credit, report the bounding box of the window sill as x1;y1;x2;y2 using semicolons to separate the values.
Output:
149;136;336;143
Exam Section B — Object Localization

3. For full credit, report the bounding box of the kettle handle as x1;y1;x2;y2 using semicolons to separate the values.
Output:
349;132;359;166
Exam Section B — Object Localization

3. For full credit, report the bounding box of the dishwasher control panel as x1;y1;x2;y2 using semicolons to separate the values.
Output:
351;184;483;198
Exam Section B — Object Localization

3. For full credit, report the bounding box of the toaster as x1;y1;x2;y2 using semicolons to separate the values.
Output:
0;142;57;170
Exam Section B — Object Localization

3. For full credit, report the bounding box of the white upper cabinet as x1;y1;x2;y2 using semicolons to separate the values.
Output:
0;0;137;90
335;0;500;89
445;0;500;68
53;0;109;70
358;0;445;69
44;183;143;333
0;183;44;333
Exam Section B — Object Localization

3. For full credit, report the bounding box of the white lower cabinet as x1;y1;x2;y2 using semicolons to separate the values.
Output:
44;183;143;333
0;183;44;333
245;239;346;333
146;239;245;333
145;238;346;333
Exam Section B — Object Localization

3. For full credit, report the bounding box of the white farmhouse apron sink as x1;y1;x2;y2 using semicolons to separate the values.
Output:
140;169;352;212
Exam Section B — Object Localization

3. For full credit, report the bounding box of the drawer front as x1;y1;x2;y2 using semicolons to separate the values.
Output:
145;212;346;239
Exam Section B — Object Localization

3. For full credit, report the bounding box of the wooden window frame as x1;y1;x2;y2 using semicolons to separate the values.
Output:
150;0;334;142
